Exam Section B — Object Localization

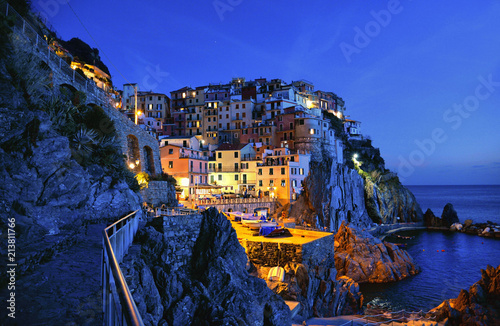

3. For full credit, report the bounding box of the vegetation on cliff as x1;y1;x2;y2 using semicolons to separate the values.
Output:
0;22;142;285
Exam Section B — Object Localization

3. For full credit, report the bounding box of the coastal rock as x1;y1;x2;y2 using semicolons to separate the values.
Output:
429;264;500;325
364;173;423;224
334;222;420;283
423;208;441;227
291;158;372;232
463;219;473;229
441;203;459;227
125;208;292;326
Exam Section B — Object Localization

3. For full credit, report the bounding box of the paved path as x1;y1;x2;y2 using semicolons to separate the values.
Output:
1;224;105;325
293;315;369;326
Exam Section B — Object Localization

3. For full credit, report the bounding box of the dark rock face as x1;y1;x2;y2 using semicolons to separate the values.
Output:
423;208;441;227
430;264;500;326
0;107;143;283
291;158;372;232
124;208;291;326
364;173;423;224
334;222;420;283
441;203;459;227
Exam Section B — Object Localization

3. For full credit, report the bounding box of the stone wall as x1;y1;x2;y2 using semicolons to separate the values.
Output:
244;233;335;267
140;181;177;207
161;213;203;272
246;242;303;267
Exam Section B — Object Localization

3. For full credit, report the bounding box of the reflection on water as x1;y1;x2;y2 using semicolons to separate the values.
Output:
360;230;500;311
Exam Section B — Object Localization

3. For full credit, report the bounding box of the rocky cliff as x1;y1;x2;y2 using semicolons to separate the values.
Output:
253;243;364;320
0;33;147;282
290;157;372;232
363;172;423;224
429;264;500;326
334;222;420;283
122;208;291;325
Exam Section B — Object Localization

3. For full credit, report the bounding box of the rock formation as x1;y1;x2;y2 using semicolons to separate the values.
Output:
364;172;423;224
429;264;500;326
290;157;372;232
122;208;291;325
441;203;459;227
334;222;420;283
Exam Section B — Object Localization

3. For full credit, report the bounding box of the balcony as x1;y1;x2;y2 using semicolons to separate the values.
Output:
180;153;209;161
208;167;248;173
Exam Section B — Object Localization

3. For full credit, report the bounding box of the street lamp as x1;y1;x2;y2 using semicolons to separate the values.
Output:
134;85;138;124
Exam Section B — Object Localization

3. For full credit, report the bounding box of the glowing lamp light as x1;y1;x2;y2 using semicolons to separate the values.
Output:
180;178;190;187
353;154;359;159
129;163;135;169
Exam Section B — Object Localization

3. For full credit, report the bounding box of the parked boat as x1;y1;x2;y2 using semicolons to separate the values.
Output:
268;266;285;282
241;213;266;227
264;228;293;238
259;223;279;236
226;211;244;222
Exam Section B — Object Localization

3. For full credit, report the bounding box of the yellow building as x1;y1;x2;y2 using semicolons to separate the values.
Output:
255;148;311;203
208;143;257;195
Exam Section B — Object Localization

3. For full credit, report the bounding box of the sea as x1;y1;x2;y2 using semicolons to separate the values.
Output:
360;185;500;312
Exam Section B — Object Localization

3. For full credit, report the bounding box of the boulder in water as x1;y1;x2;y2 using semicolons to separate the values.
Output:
450;223;463;232
463;219;473;229
441;203;459;227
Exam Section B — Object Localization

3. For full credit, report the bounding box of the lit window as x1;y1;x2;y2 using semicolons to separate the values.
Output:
168;161;173;168
299;168;304;175
309;128;314;135
281;180;286;187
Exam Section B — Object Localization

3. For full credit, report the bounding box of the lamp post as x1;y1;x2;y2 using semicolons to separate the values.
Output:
134;85;138;124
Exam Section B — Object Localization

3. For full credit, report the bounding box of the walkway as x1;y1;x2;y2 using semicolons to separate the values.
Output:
0;223;105;325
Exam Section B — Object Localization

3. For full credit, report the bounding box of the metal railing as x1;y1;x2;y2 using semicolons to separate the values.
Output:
155;207;199;216
102;211;144;326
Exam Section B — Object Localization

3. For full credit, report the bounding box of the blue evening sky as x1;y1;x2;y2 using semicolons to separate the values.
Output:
33;0;500;185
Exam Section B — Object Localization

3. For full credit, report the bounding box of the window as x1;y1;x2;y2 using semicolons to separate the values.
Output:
242;112;246;118
290;122;294;129
218;163;222;170
234;163;238;170
269;180;274;186
168;161;173;168
236;104;239;109
234;152;238;158
269;168;273;175
218;152;222;159
281;168;285;175
199;162;202;170
258;168;262;175
278;116;282;121
310;128;315;135
218;174;222;181
299;119;304;125
292;179;297;187
259;180;263;187
157;104;162;110
183;140;187;147
234;174;238;181
168;148;173;154
148;104;153;110
281;180;286;187
299;168;304;175
242;104;246;108
191;175;193;183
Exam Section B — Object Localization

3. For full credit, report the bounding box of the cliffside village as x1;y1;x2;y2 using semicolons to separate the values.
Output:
116;77;363;206
48;38;365;207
